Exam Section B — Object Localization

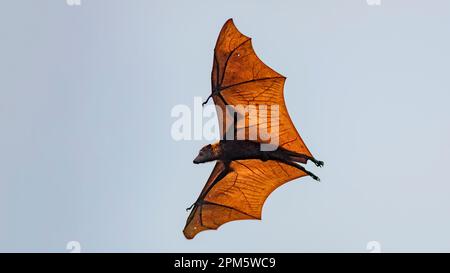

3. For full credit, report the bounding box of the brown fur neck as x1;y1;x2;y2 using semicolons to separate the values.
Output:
211;142;223;159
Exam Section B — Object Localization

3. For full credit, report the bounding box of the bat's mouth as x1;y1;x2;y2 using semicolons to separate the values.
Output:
193;158;201;164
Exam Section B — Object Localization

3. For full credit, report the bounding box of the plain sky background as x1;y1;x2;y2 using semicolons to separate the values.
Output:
1;0;450;252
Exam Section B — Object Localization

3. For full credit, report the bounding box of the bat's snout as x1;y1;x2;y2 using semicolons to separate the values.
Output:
193;156;201;164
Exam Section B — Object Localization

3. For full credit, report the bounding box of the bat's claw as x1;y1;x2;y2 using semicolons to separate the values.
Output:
186;203;195;212
315;160;324;168
202;94;213;106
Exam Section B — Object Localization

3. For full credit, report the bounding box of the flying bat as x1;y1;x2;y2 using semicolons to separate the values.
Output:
183;19;323;239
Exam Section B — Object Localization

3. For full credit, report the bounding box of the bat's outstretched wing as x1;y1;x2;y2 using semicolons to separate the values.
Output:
183;19;316;239
211;19;312;156
183;160;306;239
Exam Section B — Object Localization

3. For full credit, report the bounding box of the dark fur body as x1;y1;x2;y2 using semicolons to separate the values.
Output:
217;140;310;164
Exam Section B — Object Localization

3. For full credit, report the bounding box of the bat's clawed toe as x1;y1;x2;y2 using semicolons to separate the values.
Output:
310;158;324;167
311;174;320;182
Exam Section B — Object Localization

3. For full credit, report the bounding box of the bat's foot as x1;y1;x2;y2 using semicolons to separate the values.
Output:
310;173;320;182
304;168;320;182
314;160;324;168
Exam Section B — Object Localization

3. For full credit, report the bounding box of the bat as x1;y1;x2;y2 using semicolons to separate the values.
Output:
183;19;323;239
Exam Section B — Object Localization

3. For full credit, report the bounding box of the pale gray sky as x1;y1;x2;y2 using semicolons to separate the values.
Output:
1;0;450;252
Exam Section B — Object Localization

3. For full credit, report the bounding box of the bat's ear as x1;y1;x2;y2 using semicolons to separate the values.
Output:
197;144;212;155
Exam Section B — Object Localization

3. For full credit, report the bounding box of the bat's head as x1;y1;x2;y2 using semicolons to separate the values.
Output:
193;144;218;164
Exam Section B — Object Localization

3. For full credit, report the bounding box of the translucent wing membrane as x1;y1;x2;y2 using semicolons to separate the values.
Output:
211;19;311;156
183;160;306;239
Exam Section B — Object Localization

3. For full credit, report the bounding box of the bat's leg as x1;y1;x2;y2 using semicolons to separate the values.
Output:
284;150;324;167
311;158;324;168
272;155;321;182
301;156;324;168
285;160;320;182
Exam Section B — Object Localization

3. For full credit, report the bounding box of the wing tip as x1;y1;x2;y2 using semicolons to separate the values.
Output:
183;220;219;240
220;18;248;38
223;18;235;29
182;201;262;240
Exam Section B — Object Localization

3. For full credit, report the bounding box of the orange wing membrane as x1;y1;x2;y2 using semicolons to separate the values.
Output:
183;160;306;239
211;19;312;156
183;19;318;239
